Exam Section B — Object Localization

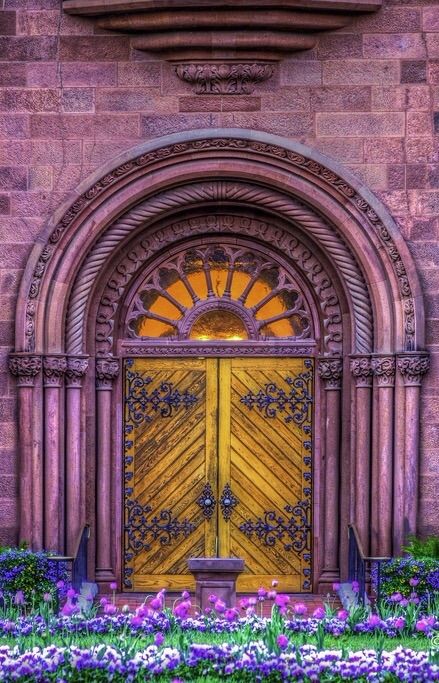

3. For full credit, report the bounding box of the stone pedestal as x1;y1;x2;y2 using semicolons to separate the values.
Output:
188;558;244;610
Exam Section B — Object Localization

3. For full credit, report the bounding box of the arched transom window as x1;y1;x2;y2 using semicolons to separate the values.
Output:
126;244;314;342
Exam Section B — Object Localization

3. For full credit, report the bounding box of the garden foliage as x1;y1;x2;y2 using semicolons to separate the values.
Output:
0;548;67;605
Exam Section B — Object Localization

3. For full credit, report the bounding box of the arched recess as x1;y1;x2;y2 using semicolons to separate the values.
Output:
9;129;429;593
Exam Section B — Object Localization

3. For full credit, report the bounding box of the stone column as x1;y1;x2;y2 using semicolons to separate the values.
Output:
350;356;373;554
65;356;89;556
9;354;42;547
318;357;343;584
371;355;395;557
95;357;119;583
43;355;67;552
397;353;430;540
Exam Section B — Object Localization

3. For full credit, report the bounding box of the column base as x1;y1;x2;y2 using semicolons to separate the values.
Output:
95;568;116;590
188;557;244;610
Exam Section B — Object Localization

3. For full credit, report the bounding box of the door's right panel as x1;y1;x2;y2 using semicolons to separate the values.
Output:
219;358;313;592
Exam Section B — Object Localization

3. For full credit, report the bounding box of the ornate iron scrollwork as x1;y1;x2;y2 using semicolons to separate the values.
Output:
125;499;196;556
125;366;198;426
197;482;217;520
239;368;312;427
220;483;239;520
239;500;311;554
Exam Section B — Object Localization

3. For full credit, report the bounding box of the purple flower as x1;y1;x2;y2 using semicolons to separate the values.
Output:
154;632;165;647
367;614;381;628
56;580;65;589
313;607;325;620
224;608;238;622
415;618;430;632
294;602;308;616
390;592;402;602
257;587;267;598
181;590;190;600
174;600;191;618
409;577;419;587
394;616;406;629
275;594;289;608
103;603;117;615
43;592;52;602
14;590;25;605
110;582;117;591
66;588;76;599
276;634;289;650
208;594;218;604
351;580;359;593
337;609;349;621
332;582;340;591
214;600;226;614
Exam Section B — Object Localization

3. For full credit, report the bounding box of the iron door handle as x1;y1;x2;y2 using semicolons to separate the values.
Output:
220;483;239;520
197;482;216;520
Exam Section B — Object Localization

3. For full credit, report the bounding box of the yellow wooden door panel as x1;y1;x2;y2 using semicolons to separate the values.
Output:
124;356;313;593
123;357;218;591
219;357;313;593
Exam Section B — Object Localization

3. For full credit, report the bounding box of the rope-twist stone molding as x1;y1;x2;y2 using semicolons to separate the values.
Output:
24;137;413;351
66;182;372;355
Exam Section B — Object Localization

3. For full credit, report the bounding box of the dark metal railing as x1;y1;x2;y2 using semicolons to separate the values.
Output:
51;525;90;591
348;524;391;604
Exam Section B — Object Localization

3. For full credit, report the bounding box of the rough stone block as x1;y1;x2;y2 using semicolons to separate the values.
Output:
316;112;404;137
61;62;117;86
401;60;427;84
423;7;439;32
0;89;59;112
31;140;82;164
280;60;322;86
219;112;314;137
82;139;139;166
406;137;439;163
5;0;59;7
0;115;29;139
0;476;17;498
407;111;432;136
376;190;409;215
0;11;16;35
0;36;57;61
364;138;405;163
61;88;94;113
30;114;140;139
178;96;261;113
304;137;364;162
0;217;42;242
0;142;29;165
345;7;420;33
28;166;52;191
317;34;362;59
409;190;439;216
16;10;59;35
406;164;428;189
0;62;26;86
411;217;438;240
310;86;371;111
323;60;399;85
59;13;95;36
261;87;310;112
430;61;439;85
59;36;130;62
434;112;439;134
96;88;160;112
0;167;27;191
140;113;220;138
25;62;59;87
0;195;10;215
364;33;427;59
427;33;439;58
387;164;405;190
117;62;162;87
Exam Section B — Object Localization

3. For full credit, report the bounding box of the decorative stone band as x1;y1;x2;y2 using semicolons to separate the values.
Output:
350;355;373;388
65;356;89;388
397;353;430;387
96;357;120;390
318;358;343;390
43;356;67;388
175;63;274;95
9;354;42;387
371;355;396;387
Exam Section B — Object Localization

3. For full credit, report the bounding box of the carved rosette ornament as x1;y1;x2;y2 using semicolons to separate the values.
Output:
371;356;396;387
350;356;373;388
9;354;42;387
43;356;67;388
175;63;274;95
318;358;343;390
66;356;89;388
397;353;430;387
96;357;120;390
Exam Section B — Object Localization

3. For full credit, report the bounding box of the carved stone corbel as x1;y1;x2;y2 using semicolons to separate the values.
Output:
175;63;274;95
66;356;89;388
350;355;373;388
397;353;430;386
318;358;343;390
96;357;120;390
371;355;396;387
43;355;67;387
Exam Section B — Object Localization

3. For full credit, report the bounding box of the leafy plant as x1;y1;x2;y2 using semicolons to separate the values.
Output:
0;548;67;606
403;535;439;559
376;556;439;605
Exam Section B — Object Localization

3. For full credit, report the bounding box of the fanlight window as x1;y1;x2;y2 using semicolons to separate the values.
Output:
127;245;313;341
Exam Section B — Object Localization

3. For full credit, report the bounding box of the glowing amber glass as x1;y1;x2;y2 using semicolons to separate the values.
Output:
134;318;177;337
189;311;249;341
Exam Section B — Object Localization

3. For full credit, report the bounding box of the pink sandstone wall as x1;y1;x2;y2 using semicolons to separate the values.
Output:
0;0;438;547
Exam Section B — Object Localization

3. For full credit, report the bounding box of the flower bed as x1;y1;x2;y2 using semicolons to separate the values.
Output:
0;585;438;681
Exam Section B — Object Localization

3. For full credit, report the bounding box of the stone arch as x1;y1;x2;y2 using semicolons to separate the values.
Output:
10;129;428;593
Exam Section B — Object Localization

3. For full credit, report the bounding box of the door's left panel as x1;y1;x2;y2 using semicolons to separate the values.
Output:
123;357;218;591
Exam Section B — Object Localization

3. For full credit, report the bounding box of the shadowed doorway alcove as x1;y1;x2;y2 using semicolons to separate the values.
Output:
9;129;428;594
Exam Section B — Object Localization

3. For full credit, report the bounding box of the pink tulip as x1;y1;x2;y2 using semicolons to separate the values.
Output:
214;600;226;614
66;588;76;599
409;577;419;587
368;614;381;627
277;634;289;650
61;601;78;616
110;582;117;591
208;594;218;604
337;609;349;621
332;582;340;591
130;615;143;627
181;591;190;600
294;602;308;616
104;603;117;615
394;617;405;629
225;608;238;622
154;632;165;647
275;594;289;608
313;607;325;619
14;591;25;606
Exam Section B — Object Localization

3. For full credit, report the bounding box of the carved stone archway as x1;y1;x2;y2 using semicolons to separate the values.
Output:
10;129;428;593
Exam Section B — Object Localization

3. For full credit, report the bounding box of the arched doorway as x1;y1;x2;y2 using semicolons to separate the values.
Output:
10;130;428;594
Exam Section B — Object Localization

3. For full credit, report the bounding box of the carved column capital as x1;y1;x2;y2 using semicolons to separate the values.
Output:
371;355;396;387
318;357;343;390
96;357;120;390
350;355;373;388
43;355;67;387
9;354;42;387
66;356;89;388
397;353;430;387
175;63;274;95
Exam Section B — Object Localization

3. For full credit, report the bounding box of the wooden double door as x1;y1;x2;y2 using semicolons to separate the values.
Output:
123;357;313;592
